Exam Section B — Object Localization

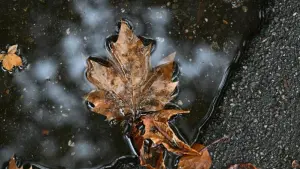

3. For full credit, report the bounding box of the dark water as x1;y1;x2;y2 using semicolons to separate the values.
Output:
0;0;266;168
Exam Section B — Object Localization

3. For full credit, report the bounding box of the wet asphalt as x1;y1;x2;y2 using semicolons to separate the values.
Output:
199;0;300;168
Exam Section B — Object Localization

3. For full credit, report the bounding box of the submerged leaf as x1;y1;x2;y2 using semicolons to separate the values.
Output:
0;45;23;71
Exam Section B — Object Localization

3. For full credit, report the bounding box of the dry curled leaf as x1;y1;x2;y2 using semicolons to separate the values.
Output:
228;163;258;169
132;110;188;168
132;110;211;169
85;20;211;169
0;45;23;71
140;110;196;156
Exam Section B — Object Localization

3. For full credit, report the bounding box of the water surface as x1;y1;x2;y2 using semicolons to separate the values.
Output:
0;0;265;168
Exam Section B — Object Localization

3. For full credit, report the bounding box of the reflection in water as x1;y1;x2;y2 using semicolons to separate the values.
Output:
0;0;264;168
74;0;113;29
32;59;57;81
144;7;171;66
63;35;86;80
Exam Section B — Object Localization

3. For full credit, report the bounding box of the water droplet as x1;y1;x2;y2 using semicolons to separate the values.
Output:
109;119;118;126
66;28;70;35
172;62;180;81
155;37;165;42
86;101;95;109
68;140;75;147
171;86;179;97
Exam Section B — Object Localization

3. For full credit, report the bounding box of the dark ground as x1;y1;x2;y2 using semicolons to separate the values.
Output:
200;0;300;168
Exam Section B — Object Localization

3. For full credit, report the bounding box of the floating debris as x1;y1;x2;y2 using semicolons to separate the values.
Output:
0;44;23;71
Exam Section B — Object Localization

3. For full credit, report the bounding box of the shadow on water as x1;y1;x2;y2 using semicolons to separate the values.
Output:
0;0;266;168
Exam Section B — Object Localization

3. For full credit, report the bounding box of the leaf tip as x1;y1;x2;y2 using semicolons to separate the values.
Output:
116;20;134;44
158;52;176;66
8;44;18;54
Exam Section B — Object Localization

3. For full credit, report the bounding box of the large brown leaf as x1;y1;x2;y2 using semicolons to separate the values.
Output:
85;21;177;121
0;45;23;71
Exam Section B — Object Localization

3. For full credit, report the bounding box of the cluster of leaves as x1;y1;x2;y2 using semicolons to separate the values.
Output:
0;44;23;71
85;21;211;169
6;154;258;169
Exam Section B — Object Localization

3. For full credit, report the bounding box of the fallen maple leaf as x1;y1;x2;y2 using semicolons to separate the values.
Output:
85;21;178;121
0;45;23;71
228;163;258;169
85;20;211;169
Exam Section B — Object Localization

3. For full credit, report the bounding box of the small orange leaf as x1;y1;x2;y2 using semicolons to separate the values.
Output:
7;155;34;169
228;163;258;169
42;129;49;136
292;160;300;168
223;19;229;25
0;45;23;71
7;155;31;169
8;155;21;169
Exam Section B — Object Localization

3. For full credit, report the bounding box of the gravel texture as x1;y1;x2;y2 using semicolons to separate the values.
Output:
200;0;300;168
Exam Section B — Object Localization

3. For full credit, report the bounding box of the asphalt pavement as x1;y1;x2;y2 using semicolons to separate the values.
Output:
200;0;300;168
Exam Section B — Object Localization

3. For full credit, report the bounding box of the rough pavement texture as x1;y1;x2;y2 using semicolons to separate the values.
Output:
200;0;300;168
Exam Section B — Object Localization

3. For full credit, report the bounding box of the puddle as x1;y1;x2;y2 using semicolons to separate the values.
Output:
0;0;266;168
